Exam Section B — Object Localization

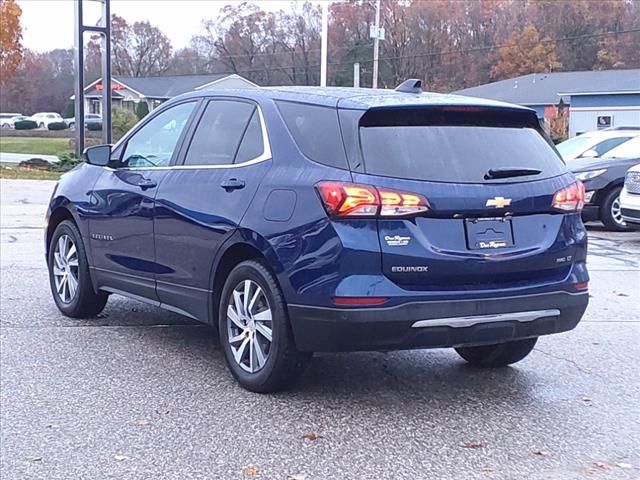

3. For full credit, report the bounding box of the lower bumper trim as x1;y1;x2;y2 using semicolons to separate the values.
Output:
288;291;588;352
411;309;561;329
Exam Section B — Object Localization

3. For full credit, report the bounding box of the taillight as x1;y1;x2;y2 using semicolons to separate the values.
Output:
378;188;429;216
316;182;379;217
552;181;585;212
316;181;429;218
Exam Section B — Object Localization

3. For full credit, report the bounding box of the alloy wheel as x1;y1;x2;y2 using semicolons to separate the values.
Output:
611;195;626;227
52;234;79;304
226;279;273;373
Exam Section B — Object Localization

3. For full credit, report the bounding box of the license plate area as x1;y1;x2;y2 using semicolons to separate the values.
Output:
465;217;514;250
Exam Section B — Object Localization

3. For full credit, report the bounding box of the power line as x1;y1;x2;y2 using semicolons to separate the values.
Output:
185;27;640;77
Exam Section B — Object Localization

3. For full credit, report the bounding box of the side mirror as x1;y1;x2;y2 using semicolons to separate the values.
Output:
580;149;599;158
83;144;111;166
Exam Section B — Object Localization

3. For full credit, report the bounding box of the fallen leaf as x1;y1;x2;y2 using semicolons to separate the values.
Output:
287;475;306;480
30;457;42;462
481;466;494;472
113;454;128;461
594;462;610;470
461;441;483;449
533;450;550;456
617;463;633;469
135;419;150;426
615;292;629;297
302;432;321;441
242;466;258;477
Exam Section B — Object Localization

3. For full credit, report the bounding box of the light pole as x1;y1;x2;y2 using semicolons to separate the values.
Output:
371;0;381;89
320;1;329;87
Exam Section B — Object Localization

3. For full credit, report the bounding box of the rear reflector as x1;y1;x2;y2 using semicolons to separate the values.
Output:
333;296;388;306
573;282;589;291
316;181;429;218
552;181;585;212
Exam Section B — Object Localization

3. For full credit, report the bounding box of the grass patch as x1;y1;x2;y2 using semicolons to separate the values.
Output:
0;137;71;156
0;165;62;180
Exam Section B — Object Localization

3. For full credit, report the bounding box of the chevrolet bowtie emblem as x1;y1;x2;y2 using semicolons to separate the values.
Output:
486;196;512;208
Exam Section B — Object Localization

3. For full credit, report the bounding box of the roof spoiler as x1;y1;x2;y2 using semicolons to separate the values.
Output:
395;79;422;94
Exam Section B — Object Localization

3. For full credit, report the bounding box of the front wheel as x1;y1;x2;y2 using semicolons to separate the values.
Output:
455;337;537;367
218;260;311;393
601;187;629;231
48;220;108;318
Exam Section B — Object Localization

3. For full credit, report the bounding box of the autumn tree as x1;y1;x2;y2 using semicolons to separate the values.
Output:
0;0;23;84
491;25;562;80
87;14;173;77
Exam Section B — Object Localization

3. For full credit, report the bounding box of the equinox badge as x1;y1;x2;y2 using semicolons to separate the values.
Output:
486;196;512;208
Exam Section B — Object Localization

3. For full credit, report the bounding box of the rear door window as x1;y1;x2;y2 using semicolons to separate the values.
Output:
184;100;255;166
360;125;566;183
235;109;264;163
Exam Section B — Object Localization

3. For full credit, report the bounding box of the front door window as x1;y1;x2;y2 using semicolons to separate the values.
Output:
120;101;196;168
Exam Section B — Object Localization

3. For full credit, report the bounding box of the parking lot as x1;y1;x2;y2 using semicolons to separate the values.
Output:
1;178;638;479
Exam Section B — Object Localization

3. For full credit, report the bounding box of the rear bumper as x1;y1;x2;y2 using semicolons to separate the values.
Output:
288;291;588;352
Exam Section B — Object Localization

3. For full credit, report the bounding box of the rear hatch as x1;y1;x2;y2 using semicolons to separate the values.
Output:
342;105;580;291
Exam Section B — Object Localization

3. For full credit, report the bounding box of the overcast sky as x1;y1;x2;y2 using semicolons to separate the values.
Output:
18;0;314;52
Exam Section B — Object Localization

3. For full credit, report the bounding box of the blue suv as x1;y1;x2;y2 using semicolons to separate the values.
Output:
46;82;589;392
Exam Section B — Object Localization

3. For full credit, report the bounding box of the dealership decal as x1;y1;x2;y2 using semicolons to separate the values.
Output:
385;235;410;246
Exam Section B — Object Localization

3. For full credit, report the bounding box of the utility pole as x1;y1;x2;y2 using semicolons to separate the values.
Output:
74;0;111;157
371;0;381;89
320;1;329;87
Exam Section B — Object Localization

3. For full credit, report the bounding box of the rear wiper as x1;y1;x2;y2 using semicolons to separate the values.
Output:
484;167;542;180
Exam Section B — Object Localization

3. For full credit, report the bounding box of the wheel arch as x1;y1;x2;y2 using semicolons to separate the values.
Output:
46;204;78;257
209;230;286;325
595;179;624;208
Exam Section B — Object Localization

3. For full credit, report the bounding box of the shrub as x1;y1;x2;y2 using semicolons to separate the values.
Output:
14;119;38;130
135;101;149;120
48;121;68;131
86;122;102;131
112;108;138;139
56;152;82;172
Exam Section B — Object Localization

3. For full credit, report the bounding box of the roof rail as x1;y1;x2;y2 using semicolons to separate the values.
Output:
395;79;422;94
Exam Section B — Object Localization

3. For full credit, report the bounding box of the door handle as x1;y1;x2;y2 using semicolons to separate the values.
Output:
221;178;245;191
137;178;157;190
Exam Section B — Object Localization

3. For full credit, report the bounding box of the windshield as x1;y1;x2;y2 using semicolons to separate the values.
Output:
603;136;640;159
359;125;566;183
556;135;593;158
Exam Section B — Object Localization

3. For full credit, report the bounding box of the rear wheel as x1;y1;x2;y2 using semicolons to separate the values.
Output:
48;220;108;317
601;186;629;231
218;260;311;393
455;337;537;367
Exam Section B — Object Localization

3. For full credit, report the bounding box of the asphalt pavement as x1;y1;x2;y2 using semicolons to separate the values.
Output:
1;178;639;480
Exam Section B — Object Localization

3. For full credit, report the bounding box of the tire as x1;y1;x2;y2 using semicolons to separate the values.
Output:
47;220;108;318
218;259;311;393
600;186;629;231
455;337;537;367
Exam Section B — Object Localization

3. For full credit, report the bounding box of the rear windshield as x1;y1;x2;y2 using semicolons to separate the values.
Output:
360;125;566;183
